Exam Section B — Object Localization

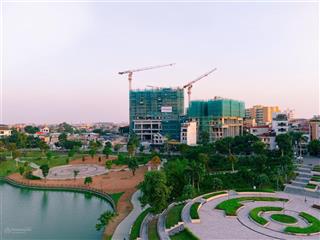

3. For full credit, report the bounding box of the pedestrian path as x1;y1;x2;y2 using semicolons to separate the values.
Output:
112;190;146;240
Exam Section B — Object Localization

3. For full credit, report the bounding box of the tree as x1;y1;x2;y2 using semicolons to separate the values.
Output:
40;164;50;181
308;140;320;156
73;169;80;180
139;171;171;213
18;166;25;176
114;144;121;153
128;157;139;176
103;146;112;159
89;149;96;159
252;141;266;155
68;149;76;159
46;151;53;161
200;131;210;145
139;145;145;153
212;177;223;190
181;184;195;200
227;154;238;173
24;125;40;134
95;211;115;231
6;143;16;159
215;137;233;154
84;176;92;185
276;134;293;156
127;144;136;158
38;140;49;157
198;153;209;170
256;173;270;188
105;160;112;170
105;142;112;149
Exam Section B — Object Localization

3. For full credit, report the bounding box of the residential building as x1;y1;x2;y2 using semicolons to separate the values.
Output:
245;105;280;125
40;126;50;134
130;87;184;142
309;116;320;140
272;112;289;135
188;97;245;142
249;125;270;136
0;125;12;138
180;121;197;145
258;133;277;150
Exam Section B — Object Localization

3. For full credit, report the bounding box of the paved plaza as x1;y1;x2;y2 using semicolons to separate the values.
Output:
45;164;107;180
187;192;320;240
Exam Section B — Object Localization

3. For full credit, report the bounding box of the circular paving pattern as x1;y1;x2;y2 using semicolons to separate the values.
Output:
187;192;320;240
46;164;107;180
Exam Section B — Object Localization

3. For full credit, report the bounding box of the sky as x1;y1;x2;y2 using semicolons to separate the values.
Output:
1;1;319;124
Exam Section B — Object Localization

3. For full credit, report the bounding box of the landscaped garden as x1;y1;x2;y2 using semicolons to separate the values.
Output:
305;183;317;190
165;204;184;229
130;208;150;240
270;214;297;224
284;212;320;235
312;165;320;173
189;202;201;220
249;206;283;225
170;228;199;240
215;197;288;216
202;191;227;200
148;218;160;240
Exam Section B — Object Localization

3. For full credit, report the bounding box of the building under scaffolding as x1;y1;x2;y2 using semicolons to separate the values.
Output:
129;88;184;143
188;98;245;142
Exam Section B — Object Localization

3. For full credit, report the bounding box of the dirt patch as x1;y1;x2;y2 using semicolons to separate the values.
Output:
8;164;147;238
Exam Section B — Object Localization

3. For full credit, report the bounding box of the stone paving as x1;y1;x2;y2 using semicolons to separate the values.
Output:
186;192;320;240
45;164;107;180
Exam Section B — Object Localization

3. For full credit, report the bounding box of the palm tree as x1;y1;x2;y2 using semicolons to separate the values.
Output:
73;169;80;181
227;154;238;173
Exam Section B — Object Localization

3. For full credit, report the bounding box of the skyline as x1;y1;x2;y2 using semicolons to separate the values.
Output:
1;2;319;124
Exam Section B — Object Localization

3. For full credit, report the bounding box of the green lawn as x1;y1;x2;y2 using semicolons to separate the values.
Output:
285;212;320;235
170;228;199;240
165;204;184;229
310;176;320;182
190;202;201;220
215;197;288;216
271;214;297;224
148;218;160;240
109;192;124;206
130;208;150;240
202;191;227;200
305;184;317;190
249;206;283;225
312;165;320;172
0;160;18;177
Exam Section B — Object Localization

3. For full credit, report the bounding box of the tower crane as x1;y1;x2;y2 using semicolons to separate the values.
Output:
118;63;175;91
183;68;217;106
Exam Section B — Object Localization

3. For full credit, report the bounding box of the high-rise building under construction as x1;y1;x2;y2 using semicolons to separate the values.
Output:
188;98;245;142
129;88;184;143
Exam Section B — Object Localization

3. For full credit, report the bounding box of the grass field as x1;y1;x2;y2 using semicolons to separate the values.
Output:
130;208;150;240
285;212;320;235
249;206;283;225
216;197;288;216
170;228;199;240
148;218;160;240
165;204;184;229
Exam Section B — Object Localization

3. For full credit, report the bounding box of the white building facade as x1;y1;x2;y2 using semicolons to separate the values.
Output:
180;121;197;146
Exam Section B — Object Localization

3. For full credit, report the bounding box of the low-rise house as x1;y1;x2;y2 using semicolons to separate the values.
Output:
0;125;12;138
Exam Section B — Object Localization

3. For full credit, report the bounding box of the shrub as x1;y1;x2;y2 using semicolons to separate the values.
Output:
130;208;150;240
165;204;184;229
216;197;288;216
270;214;297;224
202;191;227;200
190;202;201;220
249;206;283;225
285;212;320;235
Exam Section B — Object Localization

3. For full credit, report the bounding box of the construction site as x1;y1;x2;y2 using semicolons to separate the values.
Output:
118;64;245;145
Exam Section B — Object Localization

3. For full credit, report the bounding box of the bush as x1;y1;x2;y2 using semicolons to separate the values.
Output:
165;204;184;229
216;197;288;216
190;202;201;220
285;212;320;235
270;214;297;224
249;206;283;225
130;208;150;240
170;228;199;240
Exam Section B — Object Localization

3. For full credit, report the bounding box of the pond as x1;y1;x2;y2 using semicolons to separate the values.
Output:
0;182;114;239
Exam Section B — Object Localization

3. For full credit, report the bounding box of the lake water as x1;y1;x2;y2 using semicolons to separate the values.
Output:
0;182;114;240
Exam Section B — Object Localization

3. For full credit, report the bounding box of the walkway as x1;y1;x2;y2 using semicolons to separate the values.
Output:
112;190;145;240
